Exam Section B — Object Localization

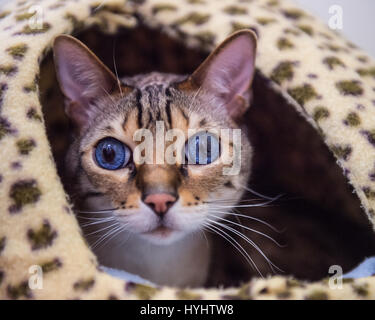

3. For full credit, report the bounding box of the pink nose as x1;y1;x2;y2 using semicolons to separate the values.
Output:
144;193;177;216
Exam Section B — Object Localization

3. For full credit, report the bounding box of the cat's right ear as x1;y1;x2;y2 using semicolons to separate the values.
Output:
53;35;130;133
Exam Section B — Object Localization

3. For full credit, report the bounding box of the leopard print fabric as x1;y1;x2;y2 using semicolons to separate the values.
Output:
0;0;375;299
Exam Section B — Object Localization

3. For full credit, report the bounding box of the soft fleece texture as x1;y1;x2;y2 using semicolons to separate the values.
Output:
0;0;375;299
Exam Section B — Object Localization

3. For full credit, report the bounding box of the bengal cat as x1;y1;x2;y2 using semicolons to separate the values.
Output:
53;30;258;287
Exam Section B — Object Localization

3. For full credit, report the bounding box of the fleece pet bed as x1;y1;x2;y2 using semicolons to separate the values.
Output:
1;0;375;299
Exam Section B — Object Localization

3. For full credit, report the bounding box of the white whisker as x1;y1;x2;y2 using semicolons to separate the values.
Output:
207;218;283;273
203;222;264;277
208;214;285;247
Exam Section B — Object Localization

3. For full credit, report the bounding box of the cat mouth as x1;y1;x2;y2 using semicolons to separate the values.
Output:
144;226;174;238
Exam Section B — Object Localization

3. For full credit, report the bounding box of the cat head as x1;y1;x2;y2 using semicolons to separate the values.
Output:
53;30;257;245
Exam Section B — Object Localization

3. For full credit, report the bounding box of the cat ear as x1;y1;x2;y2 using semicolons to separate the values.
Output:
181;30;257;121
53;35;128;132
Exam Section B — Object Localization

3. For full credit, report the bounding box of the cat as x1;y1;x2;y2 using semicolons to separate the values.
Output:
53;30;257;287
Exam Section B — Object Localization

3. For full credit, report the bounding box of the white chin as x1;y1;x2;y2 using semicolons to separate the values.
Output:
140;227;187;245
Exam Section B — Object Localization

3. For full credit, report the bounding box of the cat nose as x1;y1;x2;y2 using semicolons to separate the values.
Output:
144;193;177;217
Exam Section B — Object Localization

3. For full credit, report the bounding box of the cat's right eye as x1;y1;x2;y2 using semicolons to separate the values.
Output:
95;137;130;170
185;132;220;165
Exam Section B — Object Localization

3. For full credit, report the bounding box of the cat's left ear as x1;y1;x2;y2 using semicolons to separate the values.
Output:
53;35;130;133
180;30;257;121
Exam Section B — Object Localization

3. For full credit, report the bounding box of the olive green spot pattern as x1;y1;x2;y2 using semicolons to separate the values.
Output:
344;112;361;127
286;278;304;288
268;0;279;6
195;31;215;47
277;37;294;50
17;22;51;35
305;290;329;300
336;80;364;96
287;84;318;106
283;28;300;36
256;17;276;25
6;44;28;59
270;61;294;84
323;56;345;70
73;278;95;291
65;13;84;30
277;290;291;299
331;144;352;161
297;24;313;36
0;237;5;255
357;67;375;78
41;258;62;273
131;283;158;300
176;290;201;300
7;281;32;299
357;56;368;63
16;138;36;155
174;13;210;26
187;0;205;3
27;221;57;250
23;81;37;93
235;283;252;300
363;187;375;200
282;9;305;20
0;64;17;76
231;22;253;33
0;11;10;19
313;106;330;122
352;283;369;297
0;83;7;106
27;108;43;122
15;12;36;21
223;5;247;15
0;117;15;141
343;278;354;284
152;4;177;15
326;44;342;52
9;179;41;212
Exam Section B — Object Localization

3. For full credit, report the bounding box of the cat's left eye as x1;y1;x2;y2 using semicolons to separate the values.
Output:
95;137;130;170
185;132;220;165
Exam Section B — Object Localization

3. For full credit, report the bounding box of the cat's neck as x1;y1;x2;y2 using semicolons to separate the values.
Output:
93;230;211;287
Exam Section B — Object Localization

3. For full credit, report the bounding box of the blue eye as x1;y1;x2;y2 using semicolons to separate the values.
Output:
186;132;220;165
95;137;130;170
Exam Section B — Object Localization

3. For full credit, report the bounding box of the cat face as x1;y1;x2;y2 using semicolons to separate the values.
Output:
53;31;257;245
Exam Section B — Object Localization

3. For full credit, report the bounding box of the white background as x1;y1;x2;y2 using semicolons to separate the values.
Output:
0;0;374;57
294;0;375;57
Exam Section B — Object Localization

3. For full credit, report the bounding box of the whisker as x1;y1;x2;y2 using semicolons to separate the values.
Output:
80;218;117;228
112;39;123;99
100;85;118;106
208;214;285;247
205;198;265;204
211;211;284;233
239;184;284;201
76;207;118;214
96;224;128;250
76;215;114;220
189;85;202;109
203;222;264;278
91;223;121;249
207;218;283;273
85;222;119;236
